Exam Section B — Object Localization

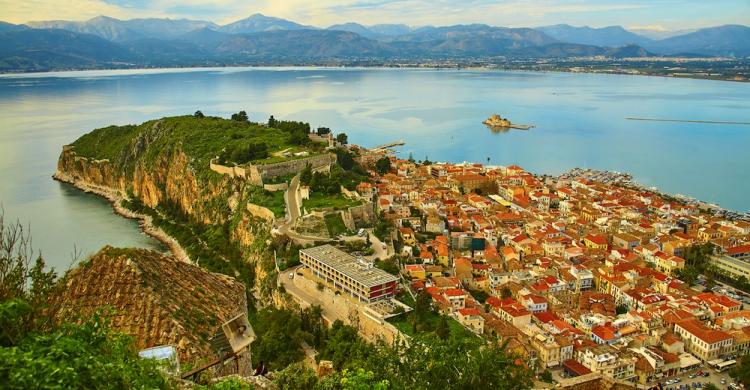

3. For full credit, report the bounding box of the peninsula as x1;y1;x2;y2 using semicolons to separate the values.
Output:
46;112;750;389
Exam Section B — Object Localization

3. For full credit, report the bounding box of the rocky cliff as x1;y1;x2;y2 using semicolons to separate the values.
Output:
54;246;247;365
54;116;284;308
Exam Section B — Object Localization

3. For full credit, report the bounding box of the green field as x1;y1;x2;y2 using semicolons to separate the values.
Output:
248;186;286;217
302;192;362;211
324;213;349;236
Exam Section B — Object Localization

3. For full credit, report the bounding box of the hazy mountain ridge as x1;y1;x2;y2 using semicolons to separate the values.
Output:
3;14;748;72
219;13;310;34
536;24;653;47
644;25;750;57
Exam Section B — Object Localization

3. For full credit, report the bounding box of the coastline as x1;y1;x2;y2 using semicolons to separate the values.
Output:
1;63;746;83
52;171;191;264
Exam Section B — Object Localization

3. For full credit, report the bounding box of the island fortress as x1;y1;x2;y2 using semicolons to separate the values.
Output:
483;114;512;127
483;114;534;130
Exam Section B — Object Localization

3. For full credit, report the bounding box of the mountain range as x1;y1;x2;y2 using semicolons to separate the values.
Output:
2;13;748;72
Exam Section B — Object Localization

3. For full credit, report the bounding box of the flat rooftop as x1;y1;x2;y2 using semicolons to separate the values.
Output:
301;245;399;288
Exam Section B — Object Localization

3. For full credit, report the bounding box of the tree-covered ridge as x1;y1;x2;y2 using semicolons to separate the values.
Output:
70;114;322;177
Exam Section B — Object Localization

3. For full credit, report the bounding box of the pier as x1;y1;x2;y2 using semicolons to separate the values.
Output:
371;140;405;151
626;117;750;126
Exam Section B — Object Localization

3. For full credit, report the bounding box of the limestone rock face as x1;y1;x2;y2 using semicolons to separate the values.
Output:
54;246;247;365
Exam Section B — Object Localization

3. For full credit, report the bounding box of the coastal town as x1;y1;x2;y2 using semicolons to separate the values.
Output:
273;135;750;389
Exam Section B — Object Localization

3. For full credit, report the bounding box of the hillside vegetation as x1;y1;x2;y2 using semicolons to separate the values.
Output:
71;114;319;177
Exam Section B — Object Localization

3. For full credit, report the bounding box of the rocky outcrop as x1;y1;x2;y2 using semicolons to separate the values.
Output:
54;246;247;365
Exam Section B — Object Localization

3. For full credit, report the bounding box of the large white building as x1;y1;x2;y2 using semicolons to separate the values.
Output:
300;245;399;303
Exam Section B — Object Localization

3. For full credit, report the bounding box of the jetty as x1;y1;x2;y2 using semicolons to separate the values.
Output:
371;140;405;151
483;114;534;130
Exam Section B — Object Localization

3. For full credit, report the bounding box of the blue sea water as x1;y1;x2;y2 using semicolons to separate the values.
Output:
1;67;748;269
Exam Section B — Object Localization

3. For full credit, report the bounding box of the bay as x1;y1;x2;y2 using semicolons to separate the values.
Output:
1;67;748;270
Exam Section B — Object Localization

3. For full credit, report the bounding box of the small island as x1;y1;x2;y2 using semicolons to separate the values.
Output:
483;114;534;130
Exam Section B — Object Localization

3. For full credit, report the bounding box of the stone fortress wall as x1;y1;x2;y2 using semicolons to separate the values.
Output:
210;153;336;186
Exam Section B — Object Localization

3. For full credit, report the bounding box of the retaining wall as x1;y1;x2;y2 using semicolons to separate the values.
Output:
263;183;288;192
246;202;276;222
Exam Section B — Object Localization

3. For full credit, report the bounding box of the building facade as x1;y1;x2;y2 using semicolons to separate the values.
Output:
300;245;399;303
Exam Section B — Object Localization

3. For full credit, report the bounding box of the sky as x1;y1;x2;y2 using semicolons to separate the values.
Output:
1;0;749;31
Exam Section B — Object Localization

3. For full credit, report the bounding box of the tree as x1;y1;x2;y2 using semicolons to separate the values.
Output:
267;115;277;128
194;110;204;118
317;127;331;136
300;164;313;186
251;308;308;368
422;156;432;166
408;153;415;163
501;286;513;299
435;315;450;340
336;133;348;145
231;110;248;122
273;362;319;389
335;149;356;171
731;354;750;387
0;307;173;389
375;157;392;175
539;370;553;383
616;304;629;315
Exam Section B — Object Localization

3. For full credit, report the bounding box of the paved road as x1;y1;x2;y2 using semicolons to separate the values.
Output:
277;174;300;234
274;174;330;243
366;230;391;260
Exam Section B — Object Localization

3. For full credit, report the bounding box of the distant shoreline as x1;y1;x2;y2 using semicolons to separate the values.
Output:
1;62;747;83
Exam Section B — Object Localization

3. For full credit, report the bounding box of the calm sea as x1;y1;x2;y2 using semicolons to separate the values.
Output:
1;67;748;270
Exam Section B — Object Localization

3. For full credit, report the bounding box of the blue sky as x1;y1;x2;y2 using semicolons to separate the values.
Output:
1;0;748;32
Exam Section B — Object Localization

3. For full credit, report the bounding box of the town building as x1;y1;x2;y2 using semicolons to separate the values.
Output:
300;245;399;303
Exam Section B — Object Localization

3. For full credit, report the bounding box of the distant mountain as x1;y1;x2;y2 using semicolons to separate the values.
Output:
2;14;747;72
386;25;557;56
327;23;378;38
327;23;415;39
0;21;28;32
368;24;413;36
644;25;750;57
114;18;217;39
389;24;554;45
214;30;392;59
0;28;133;72
536;24;652;47
219;14;309;34
27;16;216;42
27;16;141;42
628;28;696;41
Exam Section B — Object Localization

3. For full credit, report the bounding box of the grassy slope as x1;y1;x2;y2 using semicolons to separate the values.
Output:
71;116;296;177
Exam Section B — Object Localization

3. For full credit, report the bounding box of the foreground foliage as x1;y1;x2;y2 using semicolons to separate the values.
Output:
0;213;173;389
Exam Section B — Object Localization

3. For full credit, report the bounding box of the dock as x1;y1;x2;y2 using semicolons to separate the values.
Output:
371;140;405;151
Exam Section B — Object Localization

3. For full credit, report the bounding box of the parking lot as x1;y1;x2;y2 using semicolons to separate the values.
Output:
659;367;739;390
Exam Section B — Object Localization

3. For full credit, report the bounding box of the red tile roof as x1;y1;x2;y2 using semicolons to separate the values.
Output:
458;308;482;317
728;245;750;255
676;319;732;345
